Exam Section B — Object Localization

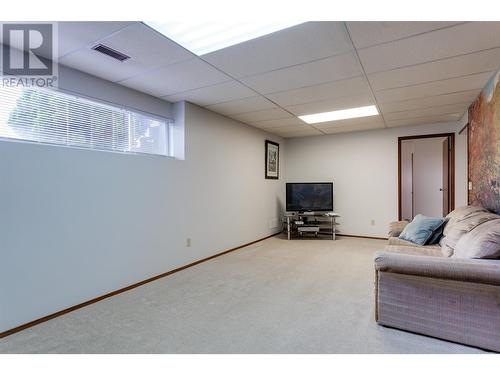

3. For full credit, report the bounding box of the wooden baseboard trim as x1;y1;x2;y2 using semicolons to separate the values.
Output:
0;232;280;339
337;234;388;241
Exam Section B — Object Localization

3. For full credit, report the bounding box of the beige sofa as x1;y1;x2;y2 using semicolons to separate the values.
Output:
374;206;500;352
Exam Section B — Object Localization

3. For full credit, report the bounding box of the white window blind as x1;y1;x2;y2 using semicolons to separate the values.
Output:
0;86;172;157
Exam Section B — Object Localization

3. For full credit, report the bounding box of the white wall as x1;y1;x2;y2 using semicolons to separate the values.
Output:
0;99;284;332
285;121;468;238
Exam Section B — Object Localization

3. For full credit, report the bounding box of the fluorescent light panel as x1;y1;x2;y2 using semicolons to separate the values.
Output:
299;105;379;124
146;21;303;56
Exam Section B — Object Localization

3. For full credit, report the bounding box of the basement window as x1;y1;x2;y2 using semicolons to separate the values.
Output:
0;86;173;157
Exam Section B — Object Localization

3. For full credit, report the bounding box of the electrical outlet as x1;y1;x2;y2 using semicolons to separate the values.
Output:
186;238;191;247
371;219;375;226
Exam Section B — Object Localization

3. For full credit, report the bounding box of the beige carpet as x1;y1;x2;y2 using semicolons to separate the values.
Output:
0;236;485;353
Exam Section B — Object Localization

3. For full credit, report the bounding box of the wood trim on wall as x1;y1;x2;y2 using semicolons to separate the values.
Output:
450;134;456;212
397;133;455;220
467;123;470;205
0;232;280;339
458;122;469;135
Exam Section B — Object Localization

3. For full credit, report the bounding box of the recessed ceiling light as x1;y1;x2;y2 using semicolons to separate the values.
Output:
145;21;303;56
298;105;379;124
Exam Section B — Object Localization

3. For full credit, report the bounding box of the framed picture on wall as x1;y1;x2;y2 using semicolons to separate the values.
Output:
265;140;279;179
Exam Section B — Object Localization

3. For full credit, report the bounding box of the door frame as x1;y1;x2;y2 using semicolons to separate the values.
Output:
398;133;455;220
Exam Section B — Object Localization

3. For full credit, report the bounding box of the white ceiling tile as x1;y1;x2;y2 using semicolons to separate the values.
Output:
358;22;500;74
383;103;470;121
265;76;369;107
346;21;461;49
368;48;500;91
314;116;384;130
99;23;193;77
379;90;479;113
59;49;147;82
270;128;323;138
265;124;313;132
230;108;293;123
203;22;353;78
163;81;255;106
205;96;276;115
59;23;195;83
374;71;493;103
322;122;385;134
118;58;231;97
285;94;375;116
57;22;135;57
284;132;324;138
249;117;307;128
386;114;463;128
240;52;362;94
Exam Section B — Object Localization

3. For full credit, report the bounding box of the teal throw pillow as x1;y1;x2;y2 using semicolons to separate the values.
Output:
399;214;447;246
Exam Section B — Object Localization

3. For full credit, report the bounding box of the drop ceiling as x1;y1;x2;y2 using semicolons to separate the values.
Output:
50;21;500;137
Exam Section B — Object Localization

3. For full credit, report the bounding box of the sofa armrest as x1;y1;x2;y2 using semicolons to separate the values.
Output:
374;251;500;286
388;220;409;237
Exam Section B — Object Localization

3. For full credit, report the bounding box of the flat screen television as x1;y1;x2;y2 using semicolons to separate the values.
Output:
286;182;333;212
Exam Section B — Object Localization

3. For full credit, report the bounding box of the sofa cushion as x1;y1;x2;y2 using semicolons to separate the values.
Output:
399;214;447;246
453;219;500;259
443;205;488;233
440;210;499;257
388;221;409;237
384;244;443;257
388;236;418;247
441;206;488;249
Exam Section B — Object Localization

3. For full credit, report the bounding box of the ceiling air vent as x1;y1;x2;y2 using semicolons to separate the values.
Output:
91;44;130;62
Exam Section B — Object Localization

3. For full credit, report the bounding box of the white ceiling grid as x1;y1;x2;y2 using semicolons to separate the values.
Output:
51;21;500;137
